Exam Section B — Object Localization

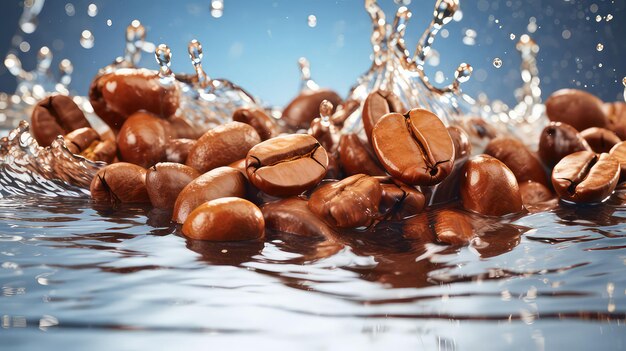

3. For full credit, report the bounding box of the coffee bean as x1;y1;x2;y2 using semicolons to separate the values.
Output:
372;109;455;186
403;209;474;245
462;117;499;141
606;102;626;139
552;151;620;203
580;127;621;154
165;138;195;164
519;181;553;207
338;133;386;176
117;111;167;168
609;141;626;180
377;176;425;220
362;89;405;145
172;166;247;223
233;108;279;141
485;137;548;186
182;197;264;241
186;121;261;173
90;162;150;204
545;89;608;131
31;95;90;147
64;127;116;163
428;126;472;204
460;154;524;216
262;197;337;239
538;122;591;168
246;134;328;196
282;89;342;130
330;99;360;127
146;162;200;209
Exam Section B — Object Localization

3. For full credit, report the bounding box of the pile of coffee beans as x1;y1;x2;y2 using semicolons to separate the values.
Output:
29;68;626;245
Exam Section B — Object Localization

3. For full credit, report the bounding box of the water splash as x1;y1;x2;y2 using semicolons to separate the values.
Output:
298;57;320;92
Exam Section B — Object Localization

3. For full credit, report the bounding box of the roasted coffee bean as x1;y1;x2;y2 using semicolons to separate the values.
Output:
460;154;524;216
377;177;425;220
362;89;405;145
462;117;499;141
519;181;553;209
309;101;341;152
90;162;150;204
538;122;591;168
64;127;116;163
117;111;167;168
338;133;386;176
172;166;247;223
31;95;90;147
146;162;200;209
165;138;195;164
545;89;608;131
89;68;180;130
330;99;360;127
228;158;248;176
552;151;620;203
372;109;454;186
167;115;204;140
232;108;279;141
308;174;382;228
403;209;474;245
429;126;472;204
606;102;626;140
186;121;261;173
246;134;328;196
182;197;264;241
609;141;626;180
484;137;548;186
580;127;621;154
262;197;336;239
282;89;342;130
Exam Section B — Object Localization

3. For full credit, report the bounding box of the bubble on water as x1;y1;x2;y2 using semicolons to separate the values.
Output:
65;3;75;16
606;14;613;21
87;3;98;17
19;41;30;53
493;57;503;68
510;33;516;40
106;19;112;26
596;43;604;52
307;14;317;28
211;0;224;18
463;28;477;46
80;30;94;49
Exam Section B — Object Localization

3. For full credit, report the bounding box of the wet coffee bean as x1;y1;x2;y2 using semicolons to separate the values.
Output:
246;134;329;197
362;89;405;145
89;68;180;130
182;197;265;241
552;151;620;203
167;115;204;140
117;111;167;168
484;137;548;186
233;108;279;141
609;141;626;180
545;89;608;131
146;162;200;209
580;127;621;154
282;89;342;130
262;197;336;239
64;127;116;163
606;102;626;140
538;122;591;168
403;209;474;245
460;154;524;216
519;181;555;212
308;174;382;228
372;108;454;186
377;176;425;220
31;95;90;147
186;121;261;173
90;162;150;204
165;138;195;164
330;99;360;127
462;117;499;141
338;133;386;176
429;126;472;204
172;166;247;223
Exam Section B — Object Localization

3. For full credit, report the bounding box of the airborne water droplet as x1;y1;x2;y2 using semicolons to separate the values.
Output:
595;15;602;22
307;15;317;28
210;0;224;18
87;3;98;17
65;3;75;16
510;33;516;40
106;19;112;26
493;57;503;68
596;43;604;52
80;30;94;49
606;14;613;21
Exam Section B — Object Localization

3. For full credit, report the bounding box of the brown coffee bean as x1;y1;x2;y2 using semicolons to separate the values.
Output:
64;127;116;163
233;108;279;141
31;95;90;147
246;134;328;196
362;89;405;145
146;162;200;209
462;117;499;141
165;138;195;164
580;127;621;154
429;126;472;204
403;209;474;245
519;181;554;211
484;137;548;186
606;102;626;139
609;141;626;180
88;68;180;130
372;109;455;186
308;174;382;228
182;197;264;241
538;122;591;168
117;111;167;168
186;121;261;173
330;99;360;127
338;133;386;176
545;89;608;131
167;115;204;140
552;151;620;203
172;166;247;223
377;177;425;220
90;162;150;204
461;154;524;216
282;89;342;130
262;197;336;239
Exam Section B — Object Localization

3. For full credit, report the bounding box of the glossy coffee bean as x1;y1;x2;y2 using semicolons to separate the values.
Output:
262;197;336;239
282;89;342;130
146;163;200;209
377;176;425;220
545;89;608;131
90;162;150;204
606;102;626;140
519;181;553;208
552;151;620;203
338;133;386;176
64;127;116;163
609;141;626;180
403;209;474;245
538;122;591;168
460;154;524;216
246;134;328;197
172;166;247;223
186;122;261;173
362;89;405;145
117;112;167;168
462;117;499;141
232;108;279;141
580;127;621;154
182;197;264;241
372;109;454;186
89;68;180;130
308;174;382;228
165;138;195;164
484;137;548;186
429;126;472;204
31;95;90;147
167;115;204;140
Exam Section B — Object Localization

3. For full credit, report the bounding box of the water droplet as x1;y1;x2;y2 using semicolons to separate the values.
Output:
106;19;112;26
510;33;516;40
493;57;503;68
434;70;445;84
462;28;477;46
595;15;602;22
454;63;472;83
87;3;98;17
596;43;604;52
64;3;75;16
19;41;31;53
307;14;317;28
80;30;94;49
590;4;599;13
433;0;459;26
211;0;224;18
155;44;173;78
20;20;37;34
606;14;613;21
394;0;411;5
562;30;571;40
319;100;333;124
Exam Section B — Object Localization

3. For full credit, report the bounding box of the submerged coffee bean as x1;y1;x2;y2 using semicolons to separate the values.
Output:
580;127;621;154
484;137;548;186
64;127;116;163
372;109;454;186
262;197;336;239
282;89;342;130
31;95;91;147
246;134;328;197
90;162;150;204
232;108;279;141
338;133;386;176
545;89;608;131
403;209;474;245
538;122;591;168
146;162;200;209
362;89;405;145
117;111;167;168
552;151;620;203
